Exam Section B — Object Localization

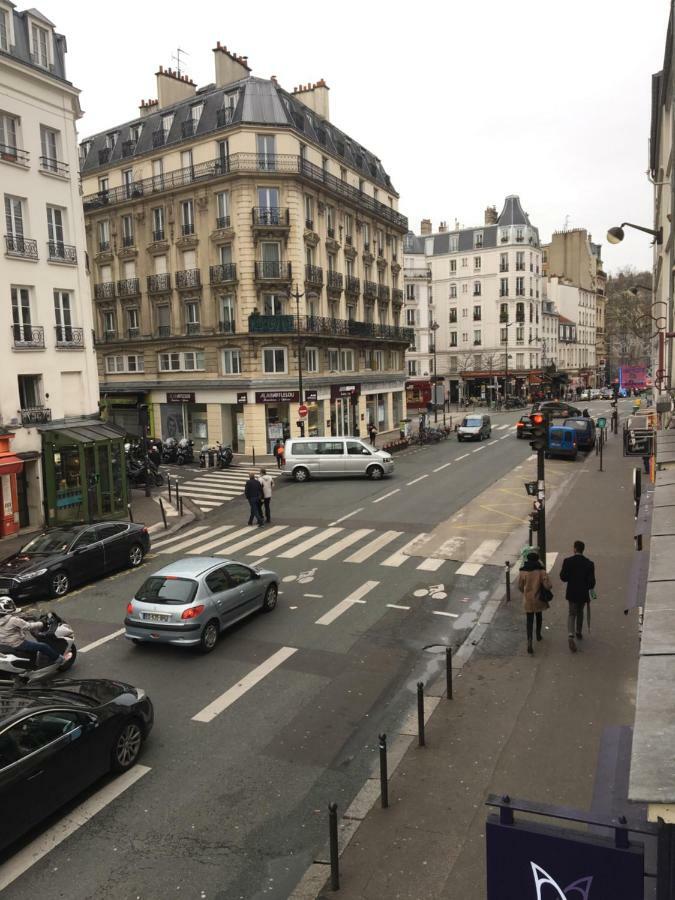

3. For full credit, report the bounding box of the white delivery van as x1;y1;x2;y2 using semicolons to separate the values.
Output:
283;437;394;482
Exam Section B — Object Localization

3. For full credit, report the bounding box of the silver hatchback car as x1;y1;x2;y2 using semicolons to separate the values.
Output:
124;557;279;653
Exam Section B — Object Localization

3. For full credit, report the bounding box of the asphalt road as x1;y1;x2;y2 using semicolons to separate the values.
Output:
0;401;625;900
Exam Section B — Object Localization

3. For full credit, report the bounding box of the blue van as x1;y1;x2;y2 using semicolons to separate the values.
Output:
545;425;578;460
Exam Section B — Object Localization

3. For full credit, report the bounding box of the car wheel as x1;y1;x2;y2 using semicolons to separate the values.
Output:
128;543;144;568
58;644;77;671
199;619;220;653
111;718;144;772
367;465;384;480
262;583;278;613
50;570;70;598
457;436;463;442
293;466;309;483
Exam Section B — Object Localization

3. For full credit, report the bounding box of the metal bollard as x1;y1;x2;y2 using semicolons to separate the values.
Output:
417;681;425;747
127;503;133;523
179;496;184;517
168;477;172;505
505;560;511;603
175;480;180;511
328;802;340;891
599;436;603;473
252;446;256;467
158;497;168;529
379;733;389;808
446;646;453;699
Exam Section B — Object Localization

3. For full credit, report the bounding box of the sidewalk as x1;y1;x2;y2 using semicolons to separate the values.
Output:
311;432;645;898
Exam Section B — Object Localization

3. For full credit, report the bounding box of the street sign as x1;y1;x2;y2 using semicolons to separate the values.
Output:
524;481;537;496
298;404;308;418
596;416;606;429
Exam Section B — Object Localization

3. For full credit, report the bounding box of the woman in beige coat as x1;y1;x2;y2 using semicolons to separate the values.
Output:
517;550;552;655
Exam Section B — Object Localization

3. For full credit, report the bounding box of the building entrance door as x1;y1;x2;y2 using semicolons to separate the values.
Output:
334;398;350;436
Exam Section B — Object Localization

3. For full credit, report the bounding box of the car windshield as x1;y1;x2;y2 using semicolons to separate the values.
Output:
564;419;588;430
20;530;74;555
464;418;482;427
135;576;198;605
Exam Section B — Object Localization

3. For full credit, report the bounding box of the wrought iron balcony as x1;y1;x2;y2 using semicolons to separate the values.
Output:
1;144;29;166
327;226;336;239
499;291;509;298
305;218;314;230
94;281;116;300
345;235;353;246
248;314;414;344
181;222;195;236
378;284;390;301
210;263;237;284
21;406;51;425
254;261;291;281
216;215;230;229
305;265;324;286
12;325;44;349
346;275;360;295
176;268;200;289
121;140;136;158
499;265;509;272
392;288;404;304
39;156;69;176
157;325;171;338
151;229;165;242
252;206;290;226
98;241;111;252
217;107;234;128
327;271;343;291
127;327;140;339
186;323;201;335
117;277;140;298
122;234;135;248
5;235;38;259
147;273;171;293
47;242;77;263
101;330;118;342
218;320;236;334
363;280;377;300
55;326;84;347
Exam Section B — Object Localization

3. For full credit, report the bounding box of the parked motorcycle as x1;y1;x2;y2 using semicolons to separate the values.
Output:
216;442;234;468
0;610;77;684
176;438;194;466
162;437;178;464
126;456;164;487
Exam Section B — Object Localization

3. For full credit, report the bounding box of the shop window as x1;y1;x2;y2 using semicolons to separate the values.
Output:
263;347;286;373
222;349;241;374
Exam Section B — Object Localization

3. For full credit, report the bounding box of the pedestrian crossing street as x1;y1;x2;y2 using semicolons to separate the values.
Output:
175;467;281;513
151;523;502;576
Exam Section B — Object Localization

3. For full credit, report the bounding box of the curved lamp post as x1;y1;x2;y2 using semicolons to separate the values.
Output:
606;223;663;245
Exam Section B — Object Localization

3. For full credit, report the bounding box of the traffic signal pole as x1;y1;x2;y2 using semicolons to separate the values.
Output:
537;447;546;563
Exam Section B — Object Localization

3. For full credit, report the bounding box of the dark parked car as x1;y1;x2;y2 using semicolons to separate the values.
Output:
563;417;596;451
0;522;151;602
516;415;534;439
0;679;153;853
531;401;582;419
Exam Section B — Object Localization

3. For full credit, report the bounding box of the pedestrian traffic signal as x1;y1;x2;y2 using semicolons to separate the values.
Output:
529;413;547;451
529;510;540;531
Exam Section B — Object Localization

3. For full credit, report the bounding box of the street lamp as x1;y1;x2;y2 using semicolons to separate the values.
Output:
288;283;305;437
430;320;440;422
606;223;663;245
501;319;518;400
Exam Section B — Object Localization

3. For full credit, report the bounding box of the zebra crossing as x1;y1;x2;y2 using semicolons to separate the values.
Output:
175;467;281;513
150;522;502;575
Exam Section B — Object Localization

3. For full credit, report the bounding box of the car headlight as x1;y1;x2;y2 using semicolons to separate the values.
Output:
17;568;48;582
135;687;146;701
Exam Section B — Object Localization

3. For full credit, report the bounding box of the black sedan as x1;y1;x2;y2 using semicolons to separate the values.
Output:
531;401;582;419
0;522;151;602
0;679;153;853
516;415;534;439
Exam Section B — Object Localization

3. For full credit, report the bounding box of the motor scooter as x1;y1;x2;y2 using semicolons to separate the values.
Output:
176;438;194;465
0;611;77;684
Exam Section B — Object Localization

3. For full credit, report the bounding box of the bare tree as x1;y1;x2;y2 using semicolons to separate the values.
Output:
605;268;652;378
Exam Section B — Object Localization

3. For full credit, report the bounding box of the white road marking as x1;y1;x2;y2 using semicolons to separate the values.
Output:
329;508;363;526
387;603;410;611
345;531;402;563
315;580;379;626
527;454;537;461
417;557;445;572
486;440;498;445
151;525;209;550
304;593;323;598
311;528;373;561
214;525;286;556
433;610;459;618
497;423;511;430
455;538;502;576
279;527;343;558
381;533;429;568
79;629;125;653
433;462;452;472
500;434;510;440
456;453;469;460
472;446;485;453
0;765;151;892
179;483;241;494
158;523;236;554
186;525;256;555
372;489;400;504
192;647;298;723
406;474;429;486
546;552;559;570
248;526;316;557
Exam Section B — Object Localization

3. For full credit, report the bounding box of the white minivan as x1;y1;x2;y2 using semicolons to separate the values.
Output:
283;437;394;481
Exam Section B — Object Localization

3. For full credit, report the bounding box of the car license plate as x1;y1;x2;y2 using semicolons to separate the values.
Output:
142;612;171;622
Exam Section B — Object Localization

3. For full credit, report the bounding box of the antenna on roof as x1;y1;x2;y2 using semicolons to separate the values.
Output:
171;48;189;77
563;213;571;229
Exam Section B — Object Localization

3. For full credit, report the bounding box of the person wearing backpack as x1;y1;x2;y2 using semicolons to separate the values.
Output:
273;439;285;469
517;550;553;656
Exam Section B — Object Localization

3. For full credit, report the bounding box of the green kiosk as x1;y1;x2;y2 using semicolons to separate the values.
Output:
40;420;129;526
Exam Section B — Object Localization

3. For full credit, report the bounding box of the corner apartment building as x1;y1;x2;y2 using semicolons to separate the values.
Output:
401;228;434;409
403;197;544;403
0;4;122;535
80;46;411;452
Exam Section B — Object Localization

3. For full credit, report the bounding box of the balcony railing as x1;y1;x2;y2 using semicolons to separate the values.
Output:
39;156;69;176
117;277;140;298
248;314;414;344
55;326;84;347
181;223;195;236
176;268;200;289
392;288;404;304
121;140;136;158
254;261;291;281
98;241;111;252
346;275;360;295
121;234;135;248
403;267;432;279
345;234;353;246
378;284;390;301
363;280;377;300
216;215;230;229
151;229;165;242
218;320;236;334
305;265;324;285
102;331;118;342
82;153;408;230
217;107;234;128
210;263;237;284
47;242;77;263
328;271;343;291
5;235;38;259
21;406;51;425
127;327;140;339
252;206;290;226
1;144;30;166
94;281;116;300
12;325;44;349
327;226;336;239
186;322;201;335
181;119;197;138
157;325;171;338
147;273;171;293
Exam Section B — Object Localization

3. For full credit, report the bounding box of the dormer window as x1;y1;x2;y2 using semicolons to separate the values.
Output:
105;132;118;151
31;23;49;68
130;124;143;142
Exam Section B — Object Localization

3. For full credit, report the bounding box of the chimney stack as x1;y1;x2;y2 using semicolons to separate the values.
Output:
138;98;159;118
484;205;498;226
438;221;448;233
292;79;330;121
420;218;432;236
213;41;251;88
156;65;197;109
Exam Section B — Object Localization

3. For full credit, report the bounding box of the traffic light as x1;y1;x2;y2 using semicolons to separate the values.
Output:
529;510;540;532
530;412;547;451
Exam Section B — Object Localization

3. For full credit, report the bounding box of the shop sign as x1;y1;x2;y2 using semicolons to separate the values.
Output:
255;390;299;404
166;392;195;404
237;392;248;404
267;423;284;440
304;389;318;402
330;383;361;399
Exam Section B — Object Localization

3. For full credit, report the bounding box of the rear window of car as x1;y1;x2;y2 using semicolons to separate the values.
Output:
134;576;197;604
564;419;589;430
463;418;482;426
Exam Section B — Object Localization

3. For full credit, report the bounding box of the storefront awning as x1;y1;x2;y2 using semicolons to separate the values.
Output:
0;454;24;475
40;420;127;446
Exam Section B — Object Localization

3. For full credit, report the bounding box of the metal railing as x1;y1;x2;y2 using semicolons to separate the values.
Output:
327;226;336;239
121;140;136;158
176;268;200;289
102;331;118;342
254;261;291;280
82;152;408;229
147;273;171;293
186;322;201;335
127;327;140;339
378;284;390;301
39;156;69;176
117;277;140;297
346;275;360;294
252;206;290;226
98;241;111;252
151;229;165;242
21;406;51;425
157;325;171;338
305;265;324;285
0;144;29;165
12;325;44;349
248;314;414;343
210;263;237;284
392;288;404;304
122;234;135;248
328;271;343;290
216;107;234;127
55;326;84;347
47;242;77;263
181;222;195;236
94;281;116;300
364;280;377;299
216;215;230;229
218;320;236;334
5;235;38;259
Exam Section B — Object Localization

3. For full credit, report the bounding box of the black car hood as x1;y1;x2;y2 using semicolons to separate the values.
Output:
46;679;137;704
0;553;64;576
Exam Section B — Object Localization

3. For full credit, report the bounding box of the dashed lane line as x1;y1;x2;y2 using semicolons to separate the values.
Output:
372;489;400;504
433;463;452;472
80;628;125;654
472;446;485;453
456;453;469;460
314;580;379;626
406;474;429;486
433;610;459;618
387;603;411;611
329;508;363;526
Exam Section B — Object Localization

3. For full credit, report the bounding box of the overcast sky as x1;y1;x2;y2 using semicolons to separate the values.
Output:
49;0;668;274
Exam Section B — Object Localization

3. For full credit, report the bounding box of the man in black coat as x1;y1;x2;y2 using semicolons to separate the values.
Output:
559;540;596;653
244;472;264;527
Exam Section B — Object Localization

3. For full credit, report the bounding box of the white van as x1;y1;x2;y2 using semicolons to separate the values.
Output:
283;437;394;482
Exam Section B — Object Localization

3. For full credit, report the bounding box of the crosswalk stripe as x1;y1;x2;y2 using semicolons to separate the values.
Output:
247;526;316;557
189;501;222;509
310;528;373;561
546;552;558;570
315;580;379;626
381;533;429;568
187;525;256;554
278;527;343;559
345;530;402;563
152;524;209;550
158;523;236;554
417;557;445;571
192;475;249;485
214;525;287;556
180;486;241;497
455;538;502;576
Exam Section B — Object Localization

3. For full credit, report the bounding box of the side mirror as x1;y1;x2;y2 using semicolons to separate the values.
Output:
252;570;260;579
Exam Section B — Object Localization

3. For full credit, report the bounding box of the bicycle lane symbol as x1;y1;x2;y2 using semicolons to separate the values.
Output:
412;583;448;600
282;568;317;585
